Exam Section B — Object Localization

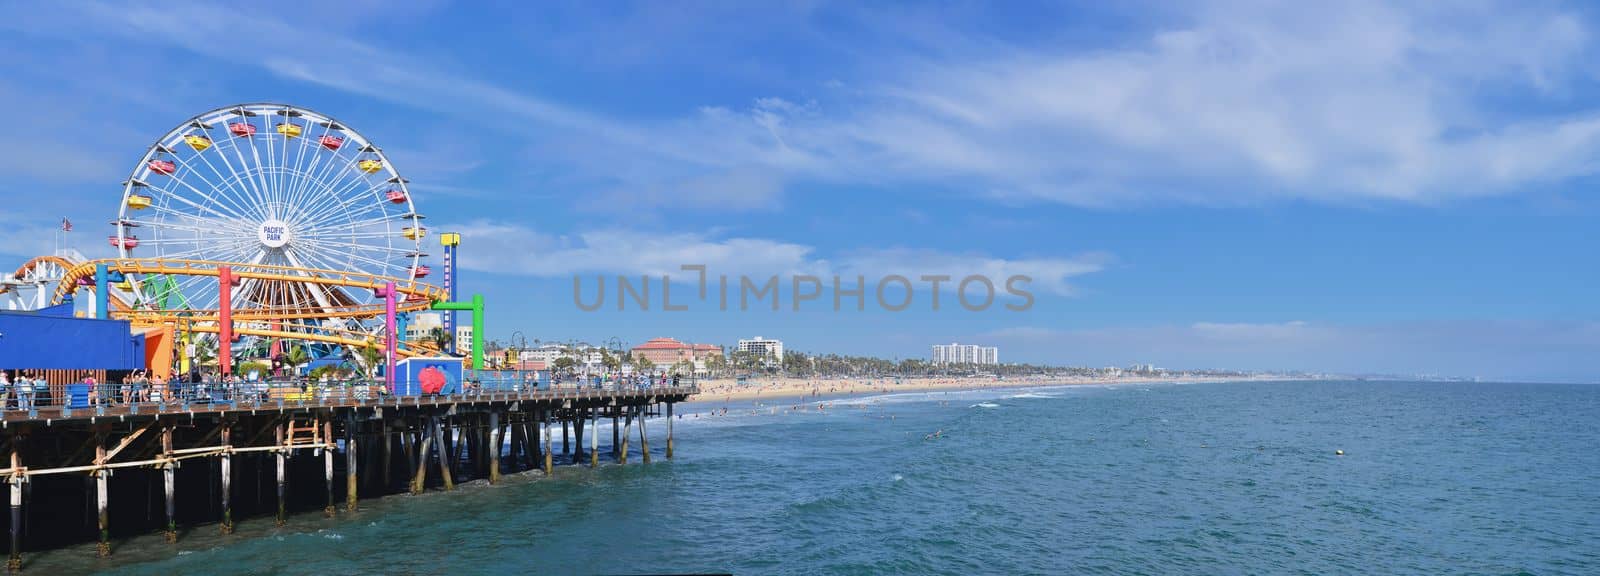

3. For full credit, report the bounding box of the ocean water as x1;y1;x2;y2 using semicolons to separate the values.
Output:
33;380;1600;575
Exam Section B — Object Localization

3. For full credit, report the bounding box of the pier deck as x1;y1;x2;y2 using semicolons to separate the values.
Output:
0;383;697;569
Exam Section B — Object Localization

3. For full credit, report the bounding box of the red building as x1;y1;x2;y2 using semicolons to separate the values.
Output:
630;337;723;367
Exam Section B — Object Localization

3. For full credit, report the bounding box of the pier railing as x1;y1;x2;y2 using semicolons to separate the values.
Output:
0;377;698;421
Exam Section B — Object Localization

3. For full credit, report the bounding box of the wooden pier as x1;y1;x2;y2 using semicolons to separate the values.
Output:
0;385;695;569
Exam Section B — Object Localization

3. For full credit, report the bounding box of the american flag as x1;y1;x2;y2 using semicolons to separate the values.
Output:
60;217;72;232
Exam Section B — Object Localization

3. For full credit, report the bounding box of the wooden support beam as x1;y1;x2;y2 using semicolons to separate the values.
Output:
589;408;599;468
612;408;621;459
666;402;675;460
104;420;156;463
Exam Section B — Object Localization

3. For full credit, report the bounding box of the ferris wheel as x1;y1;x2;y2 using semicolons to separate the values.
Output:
113;103;428;324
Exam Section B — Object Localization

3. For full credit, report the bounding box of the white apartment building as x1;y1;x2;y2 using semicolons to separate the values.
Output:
931;343;999;365
737;336;784;361
454;325;473;356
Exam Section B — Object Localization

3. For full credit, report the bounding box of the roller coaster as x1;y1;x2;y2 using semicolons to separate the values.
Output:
3;103;475;380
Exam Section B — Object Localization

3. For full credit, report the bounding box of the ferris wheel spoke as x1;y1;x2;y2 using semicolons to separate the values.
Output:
295;173;394;228
147;175;260;225
214;117;276;214
282;120;329;210
294;241;400;274
136;201;253;237
291;242;395;280
164;152;265;221
188;138;270;222
126;218;250;238
300;200;405;236
211;128;276;214
289;133;369;217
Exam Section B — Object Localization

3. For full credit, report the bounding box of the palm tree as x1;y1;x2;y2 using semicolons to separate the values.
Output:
358;341;384;379
283;345;310;377
427;327;453;355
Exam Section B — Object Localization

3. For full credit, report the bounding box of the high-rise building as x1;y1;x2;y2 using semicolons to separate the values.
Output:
736;336;784;361
931;343;999;365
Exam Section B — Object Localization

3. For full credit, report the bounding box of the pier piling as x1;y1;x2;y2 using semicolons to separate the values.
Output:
666;403;675;460
323;419;335;517
411;421;431;495
220;424;233;534
542;412;552;475
619;409;632;465
274;423;287;527
433;417;454;491
9;443;24;571
162;422;176;542
94;430;109;558
639;405;651;464
589;408;598;468
488;411;501;484
346;414;358;511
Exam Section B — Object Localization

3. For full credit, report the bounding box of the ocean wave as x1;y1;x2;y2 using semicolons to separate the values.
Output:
972;402;1000;409
1007;392;1061;399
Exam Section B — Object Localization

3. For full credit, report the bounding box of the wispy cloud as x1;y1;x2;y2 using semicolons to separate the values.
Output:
20;0;1600;210
442;220;1105;296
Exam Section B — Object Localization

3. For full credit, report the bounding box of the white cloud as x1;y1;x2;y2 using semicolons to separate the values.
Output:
13;0;1600;209
833;247;1110;296
444;221;1104;296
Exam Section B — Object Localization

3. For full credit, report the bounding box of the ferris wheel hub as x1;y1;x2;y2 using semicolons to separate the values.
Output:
257;219;291;249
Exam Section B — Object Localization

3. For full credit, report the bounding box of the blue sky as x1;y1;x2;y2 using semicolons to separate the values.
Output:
2;1;1598;381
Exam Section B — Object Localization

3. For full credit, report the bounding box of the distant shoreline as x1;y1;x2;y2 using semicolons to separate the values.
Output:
686;374;1306;404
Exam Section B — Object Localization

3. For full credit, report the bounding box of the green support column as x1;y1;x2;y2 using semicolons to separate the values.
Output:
431;295;486;370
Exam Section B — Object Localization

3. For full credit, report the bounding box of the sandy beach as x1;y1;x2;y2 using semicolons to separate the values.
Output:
688;374;1300;404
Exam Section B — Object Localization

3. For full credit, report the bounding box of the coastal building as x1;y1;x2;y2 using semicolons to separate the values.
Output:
931;343;999;365
631;337;723;368
518;344;568;364
736;336;784;361
454;325;473;356
404;311;442;341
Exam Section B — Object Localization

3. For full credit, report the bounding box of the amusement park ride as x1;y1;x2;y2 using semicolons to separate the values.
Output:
0;103;482;384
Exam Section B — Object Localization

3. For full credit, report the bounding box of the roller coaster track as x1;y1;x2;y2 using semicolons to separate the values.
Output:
53;258;447;322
